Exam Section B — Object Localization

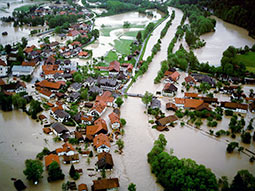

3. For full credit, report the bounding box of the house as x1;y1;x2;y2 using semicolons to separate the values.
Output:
185;75;196;86
75;131;84;143
36;80;62;91
109;60;120;75
81;115;93;125
156;115;178;126
184;99;204;109
12;66;34;76
92;178;119;191
184;92;198;99
67;30;80;41
169;71;180;82
120;63;133;74
195;103;212;111
89;86;103;96
69;82;82;92
78;51;89;58
68;92;80;102
108;112;120;129
93;133;111;153
96;152;114;170
56;142;75;156
43;127;53;135
78;184;88;191
45;154;60;170
84;77;95;87
174;98;186;108
86;118;108;141
166;102;177;111
249;102;255;112
162;83;177;96
45;55;56;65
63;153;79;164
200;97;218;104
221;102;248;113
89;101;107;116
39;89;54;100
51;105;71;122
149;97;161;109
98;78;119;91
0;59;8;77
95;91;115;107
3;81;26;94
192;73;216;87
51;122;69;137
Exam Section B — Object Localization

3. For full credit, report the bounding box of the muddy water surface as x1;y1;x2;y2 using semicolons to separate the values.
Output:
193;16;255;66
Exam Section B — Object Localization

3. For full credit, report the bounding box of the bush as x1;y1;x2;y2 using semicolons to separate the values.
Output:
241;132;251;144
225;110;233;116
226;142;239;153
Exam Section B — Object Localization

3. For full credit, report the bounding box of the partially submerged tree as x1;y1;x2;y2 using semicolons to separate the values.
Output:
23;159;43;184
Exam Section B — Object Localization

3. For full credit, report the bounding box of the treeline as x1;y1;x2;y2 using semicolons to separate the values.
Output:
148;134;218;191
170;0;255;38
148;134;255;191
160;10;175;39
94;0;168;16
169;1;216;49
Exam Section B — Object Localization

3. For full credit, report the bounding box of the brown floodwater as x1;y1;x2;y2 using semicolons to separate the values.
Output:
193;16;255;66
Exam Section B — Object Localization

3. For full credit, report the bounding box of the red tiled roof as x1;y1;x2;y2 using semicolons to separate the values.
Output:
36;80;62;90
45;154;60;168
0;59;7;66
184;99;204;109
109;60;120;72
93;133;110;149
108;112;120;125
170;71;180;81
184;92;198;98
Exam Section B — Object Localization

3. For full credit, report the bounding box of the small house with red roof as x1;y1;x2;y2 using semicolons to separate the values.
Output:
109;60;120;76
93;133;111;153
0;59;8;77
108;112;120;129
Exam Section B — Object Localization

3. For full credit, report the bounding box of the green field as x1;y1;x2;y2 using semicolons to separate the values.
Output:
114;39;133;55
14;5;34;12
123;31;140;37
105;50;118;63
100;24;144;37
235;52;255;73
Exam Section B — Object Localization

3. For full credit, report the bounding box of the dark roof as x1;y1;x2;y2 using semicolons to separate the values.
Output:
92;178;119;190
150;97;161;109
70;82;82;90
96;152;114;169
163;83;177;93
54;109;70;119
52;122;69;134
69;92;81;100
156;115;178;126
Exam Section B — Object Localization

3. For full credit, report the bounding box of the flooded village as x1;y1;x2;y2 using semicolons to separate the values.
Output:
0;0;255;190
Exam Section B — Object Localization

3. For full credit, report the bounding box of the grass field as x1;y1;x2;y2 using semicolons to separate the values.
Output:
105;50;118;63
123;31;140;37
14;5;34;12
235;52;255;73
100;24;144;37
114;39;133;55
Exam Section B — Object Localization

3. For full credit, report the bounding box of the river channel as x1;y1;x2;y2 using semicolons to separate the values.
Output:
0;5;255;191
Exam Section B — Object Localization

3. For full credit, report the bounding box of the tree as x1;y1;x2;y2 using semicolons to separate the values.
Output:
226;142;239;153
81;89;88;100
136;31;142;43
241;132;251;144
54;26;62;34
116;139;124;151
21;37;28;49
29;99;43;119
69;164;79;180
230;170;255;191
23;159;43;184
142;91;153;108
120;118;126;126
92;29;99;39
128;183;136;191
115;97;124;108
74;73;83;83
5;44;12;54
47;161;65;182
